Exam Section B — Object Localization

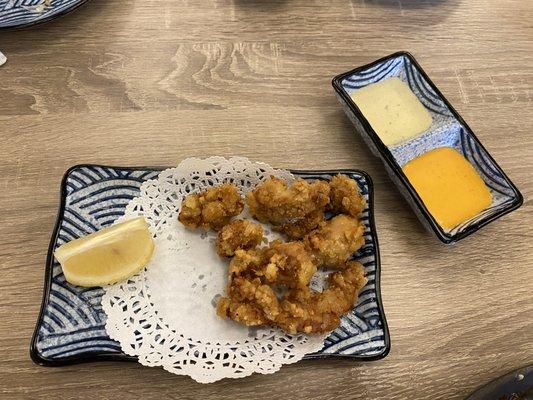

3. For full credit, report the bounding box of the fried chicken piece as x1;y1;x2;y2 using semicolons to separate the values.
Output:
227;248;266;279
246;176;330;225
226;241;316;289
178;183;244;230
275;261;367;334
218;260;367;334
217;277;276;325
218;241;318;325
262;240;317;289
275;209;326;240
304;214;365;268
217;300;268;326
328;174;366;217
216;219;264;257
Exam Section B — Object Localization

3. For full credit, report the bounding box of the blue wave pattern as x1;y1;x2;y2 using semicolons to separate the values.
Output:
450;129;517;234
35;167;387;362
35;166;160;360
342;57;404;90
0;0;85;28
402;57;453;117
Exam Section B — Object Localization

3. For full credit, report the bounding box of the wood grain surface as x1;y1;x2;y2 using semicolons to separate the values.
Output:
0;0;531;399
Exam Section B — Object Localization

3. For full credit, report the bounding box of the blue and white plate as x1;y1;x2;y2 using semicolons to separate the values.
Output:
31;165;390;366
333;52;523;244
0;0;88;29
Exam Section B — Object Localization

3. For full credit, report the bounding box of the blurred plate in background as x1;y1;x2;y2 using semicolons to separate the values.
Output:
0;0;88;29
466;365;532;400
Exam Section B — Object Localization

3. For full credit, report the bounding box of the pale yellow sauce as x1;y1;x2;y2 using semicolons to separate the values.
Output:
402;147;493;229
351;77;433;147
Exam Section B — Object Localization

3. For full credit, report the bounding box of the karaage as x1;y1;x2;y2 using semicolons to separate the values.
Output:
217;240;317;326
179;175;369;335
304;214;365;267
262;240;317;289
328;174;366;217
178;183;244;230
217;277;274;326
218;258;367;334
216;219;264;257
275;260;367;333
225;241;316;289
276;209;325;240
246;176;330;225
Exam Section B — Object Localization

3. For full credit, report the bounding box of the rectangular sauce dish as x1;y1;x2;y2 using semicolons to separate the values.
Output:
332;51;523;244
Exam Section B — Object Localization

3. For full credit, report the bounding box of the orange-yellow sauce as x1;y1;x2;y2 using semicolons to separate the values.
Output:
402;147;492;229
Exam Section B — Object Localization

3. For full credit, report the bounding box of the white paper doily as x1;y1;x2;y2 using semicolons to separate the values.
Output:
102;157;329;383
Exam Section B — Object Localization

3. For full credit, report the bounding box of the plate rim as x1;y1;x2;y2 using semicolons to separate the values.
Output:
30;164;391;367
0;0;90;30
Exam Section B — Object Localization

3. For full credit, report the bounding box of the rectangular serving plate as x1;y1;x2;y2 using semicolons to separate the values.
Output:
31;165;390;367
332;51;523;244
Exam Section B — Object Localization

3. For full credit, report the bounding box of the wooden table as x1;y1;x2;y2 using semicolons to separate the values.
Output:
1;1;531;398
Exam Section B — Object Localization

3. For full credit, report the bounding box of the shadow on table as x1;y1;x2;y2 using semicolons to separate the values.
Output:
233;0;288;10
353;0;461;27
355;0;454;9
233;0;456;11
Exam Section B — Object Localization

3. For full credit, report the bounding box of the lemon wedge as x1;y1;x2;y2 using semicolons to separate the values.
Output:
54;217;155;287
